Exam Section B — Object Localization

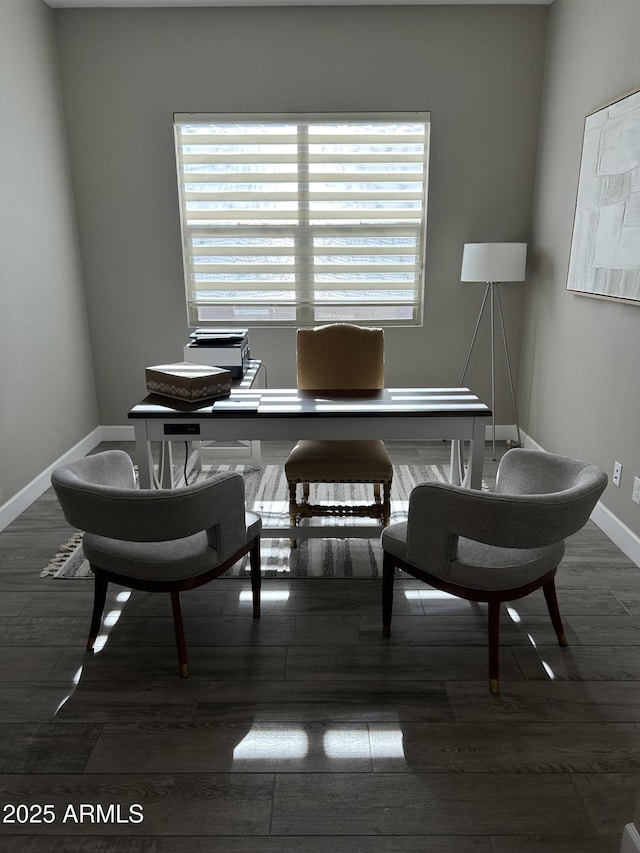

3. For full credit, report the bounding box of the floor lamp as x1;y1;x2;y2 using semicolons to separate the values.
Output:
459;242;527;460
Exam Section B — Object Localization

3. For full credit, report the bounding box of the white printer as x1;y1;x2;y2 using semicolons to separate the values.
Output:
183;328;250;379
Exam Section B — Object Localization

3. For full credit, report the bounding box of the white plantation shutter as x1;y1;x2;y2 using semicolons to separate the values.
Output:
174;113;430;326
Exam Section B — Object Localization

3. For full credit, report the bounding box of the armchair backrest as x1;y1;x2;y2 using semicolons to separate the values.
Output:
51;450;248;560
296;323;385;391
495;448;604;497
405;449;607;572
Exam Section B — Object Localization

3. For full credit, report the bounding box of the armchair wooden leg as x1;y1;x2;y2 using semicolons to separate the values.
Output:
382;552;395;638
543;577;568;646
170;591;189;678
488;600;501;694
87;572;108;651
250;537;261;619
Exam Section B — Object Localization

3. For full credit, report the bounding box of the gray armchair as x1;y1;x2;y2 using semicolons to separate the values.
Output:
51;449;261;677
381;448;607;693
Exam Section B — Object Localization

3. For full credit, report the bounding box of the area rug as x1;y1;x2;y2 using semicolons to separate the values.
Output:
41;463;449;580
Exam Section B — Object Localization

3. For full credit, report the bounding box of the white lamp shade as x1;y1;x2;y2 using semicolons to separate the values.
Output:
461;242;527;282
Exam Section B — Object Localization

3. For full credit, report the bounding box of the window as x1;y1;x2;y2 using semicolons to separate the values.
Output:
174;113;430;327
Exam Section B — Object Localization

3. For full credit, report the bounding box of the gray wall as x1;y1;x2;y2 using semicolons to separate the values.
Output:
521;0;640;534
54;4;547;427
0;0;98;506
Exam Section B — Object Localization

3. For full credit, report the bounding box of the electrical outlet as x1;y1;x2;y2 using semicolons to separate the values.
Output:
613;461;623;487
633;477;640;505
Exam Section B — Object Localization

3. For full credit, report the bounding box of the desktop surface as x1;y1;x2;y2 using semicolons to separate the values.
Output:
130;387;491;419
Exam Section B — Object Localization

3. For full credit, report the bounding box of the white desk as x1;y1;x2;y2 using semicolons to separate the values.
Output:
129;386;491;538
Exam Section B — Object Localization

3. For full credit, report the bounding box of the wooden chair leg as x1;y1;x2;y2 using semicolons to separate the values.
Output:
382;551;395;638
543;578;568;646
382;482;391;526
288;481;298;521
250;537;261;619
288;481;298;548
374;483;381;503
170;591;189;678
87;572;108;650
488;600;501;694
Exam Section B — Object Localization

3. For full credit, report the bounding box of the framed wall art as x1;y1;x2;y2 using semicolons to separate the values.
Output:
566;87;640;305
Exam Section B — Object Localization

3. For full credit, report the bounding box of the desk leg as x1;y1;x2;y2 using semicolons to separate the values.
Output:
466;418;486;489
450;440;464;486
135;426;154;489
190;441;202;477
159;442;174;489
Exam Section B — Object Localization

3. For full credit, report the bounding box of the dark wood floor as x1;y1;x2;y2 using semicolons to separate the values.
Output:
1;440;639;851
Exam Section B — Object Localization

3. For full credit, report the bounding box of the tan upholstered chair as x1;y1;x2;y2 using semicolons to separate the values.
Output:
285;323;393;546
51;450;261;678
381;449;607;694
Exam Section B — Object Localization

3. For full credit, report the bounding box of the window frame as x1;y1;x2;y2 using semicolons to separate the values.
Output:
174;111;430;328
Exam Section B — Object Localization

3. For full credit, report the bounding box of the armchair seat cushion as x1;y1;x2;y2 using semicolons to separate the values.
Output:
285;439;393;482
452;538;566;591
381;521;565;591
381;521;408;560
83;511;261;582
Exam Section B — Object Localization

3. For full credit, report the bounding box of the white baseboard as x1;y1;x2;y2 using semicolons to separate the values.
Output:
519;432;546;453
621;823;640;853
0;427;102;532
487;424;520;442
591;502;640;569
101;425;136;441
0;424;135;532
521;431;640;569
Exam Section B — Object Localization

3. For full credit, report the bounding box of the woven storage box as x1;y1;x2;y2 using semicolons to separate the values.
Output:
145;362;232;402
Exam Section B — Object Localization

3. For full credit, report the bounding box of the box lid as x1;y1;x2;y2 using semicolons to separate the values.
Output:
146;361;229;379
